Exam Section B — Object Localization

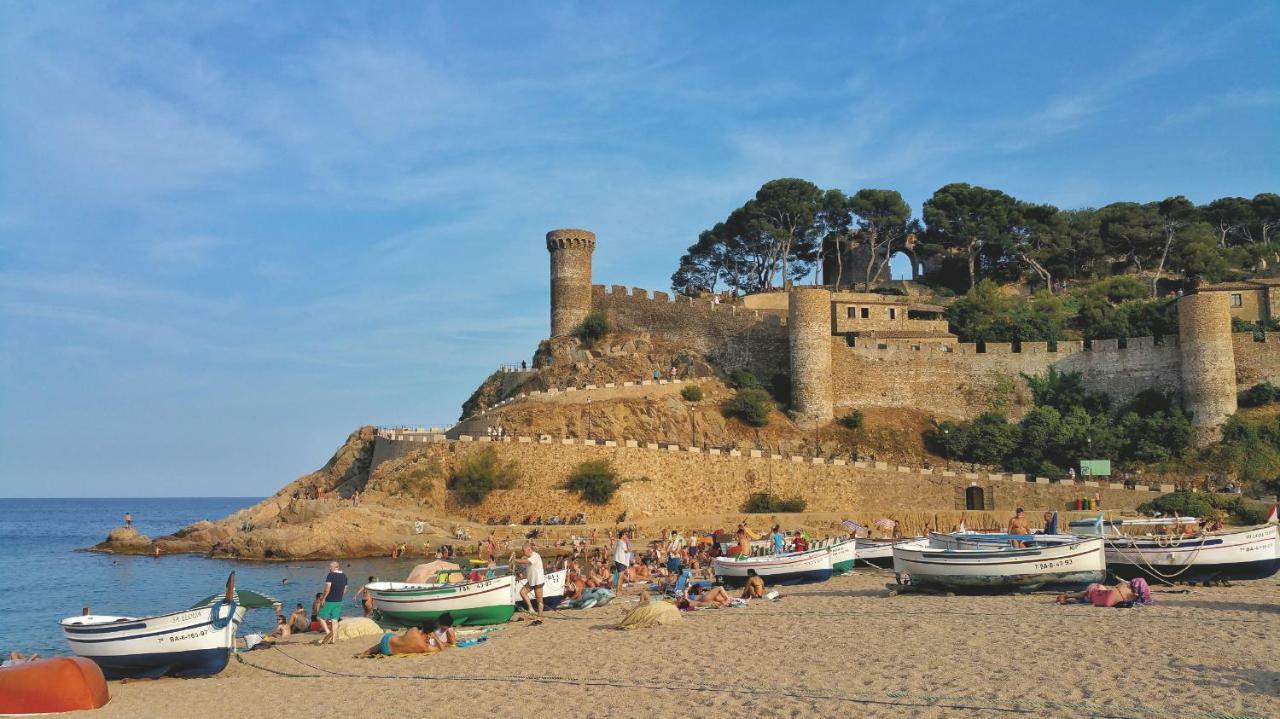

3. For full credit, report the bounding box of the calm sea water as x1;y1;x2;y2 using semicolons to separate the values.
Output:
0;498;440;656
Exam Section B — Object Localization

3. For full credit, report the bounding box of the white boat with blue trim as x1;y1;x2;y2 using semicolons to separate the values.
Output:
1068;517;1280;583
713;545;833;587
892;535;1105;592
60;573;247;680
514;568;567;610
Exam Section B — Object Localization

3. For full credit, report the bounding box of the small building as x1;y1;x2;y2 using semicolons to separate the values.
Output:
1197;278;1280;324
740;288;955;345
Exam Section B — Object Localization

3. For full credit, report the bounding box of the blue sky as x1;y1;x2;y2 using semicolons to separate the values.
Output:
1;2;1277;497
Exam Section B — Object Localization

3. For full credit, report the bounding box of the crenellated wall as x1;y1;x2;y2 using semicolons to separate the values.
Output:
591;284;790;382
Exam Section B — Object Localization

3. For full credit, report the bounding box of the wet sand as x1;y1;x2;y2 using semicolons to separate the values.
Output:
85;572;1278;719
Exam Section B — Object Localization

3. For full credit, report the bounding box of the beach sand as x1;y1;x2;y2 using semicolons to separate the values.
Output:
85;572;1277;719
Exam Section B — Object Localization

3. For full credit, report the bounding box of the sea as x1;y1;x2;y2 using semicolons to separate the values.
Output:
0;497;439;657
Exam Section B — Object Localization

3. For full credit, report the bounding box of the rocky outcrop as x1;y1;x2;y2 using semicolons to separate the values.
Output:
95;527;152;552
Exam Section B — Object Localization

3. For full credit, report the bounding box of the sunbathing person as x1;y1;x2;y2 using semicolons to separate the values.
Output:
288;603;310;633
267;613;291;640
686;584;732;607
1056;578;1151;607
428;613;457;649
742;568;766;599
361;624;440;657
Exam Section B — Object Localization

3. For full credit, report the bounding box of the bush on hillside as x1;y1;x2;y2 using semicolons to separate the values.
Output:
726;387;773;427
447;448;518;504
742;493;807;513
1138;490;1268;525
573;310;609;345
680;385;704;402
728;368;761;390
1239;382;1280;408
837;410;864;430
565;460;623;504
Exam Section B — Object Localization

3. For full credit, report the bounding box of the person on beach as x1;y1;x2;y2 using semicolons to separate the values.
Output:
612;530;631;591
771;525;785;555
1008;508;1031;547
361;624;439;657
1056;578;1152;608
666;531;684;576
268;612;291;640
486;531;499;561
511;542;545;623
429;612;457;649
735;524;760;557
792;530;808;552
317;561;348;644
289;603;309;633
681;584;731;608
1041;511;1059;535
310;592;324;627
742;568;766;599
359;576;376;617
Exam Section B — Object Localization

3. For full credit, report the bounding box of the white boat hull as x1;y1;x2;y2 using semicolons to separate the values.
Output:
368;575;516;626
892;537;1106;591
713;547;833;587
1096;525;1280;582
827;539;857;574
854;537;917;568
61;602;245;680
514;568;567;609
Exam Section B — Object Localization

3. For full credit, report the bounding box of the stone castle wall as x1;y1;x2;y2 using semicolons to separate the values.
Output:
1232;333;1280;387
830;335;1184;419
591;284;790;382
372;435;1159;520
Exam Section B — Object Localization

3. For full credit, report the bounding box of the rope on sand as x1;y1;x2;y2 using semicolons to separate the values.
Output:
234;647;1265;719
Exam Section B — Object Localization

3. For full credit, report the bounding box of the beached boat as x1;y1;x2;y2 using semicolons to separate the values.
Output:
0;657;109;715
60;573;247;680
853;537;917;569
891;536;1105;592
513;568;567;610
822;538;857;574
1071;521;1280;583
713;546;833;587
368;574;516;626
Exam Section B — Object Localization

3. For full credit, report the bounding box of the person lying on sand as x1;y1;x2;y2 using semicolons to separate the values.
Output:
742;569;766;599
685;584;732;608
361;625;440;657
1056;578;1151;608
429;612;457;649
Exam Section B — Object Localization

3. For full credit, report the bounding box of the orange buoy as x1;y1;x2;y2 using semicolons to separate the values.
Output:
0;657;109;714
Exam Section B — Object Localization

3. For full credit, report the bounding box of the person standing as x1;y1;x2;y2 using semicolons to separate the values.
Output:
124;512;132;529
512;542;545;624
665;530;683;577
771;525;786;555
611;529;631;592
317;561;348;645
1008;508;1031;548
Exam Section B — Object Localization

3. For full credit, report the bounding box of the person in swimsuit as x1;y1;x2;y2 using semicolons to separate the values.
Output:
736;524;760;557
429;612;457;649
742;568;766;599
1008;508;1031;548
684;584;732;607
1056;578;1151;607
361;624;436;657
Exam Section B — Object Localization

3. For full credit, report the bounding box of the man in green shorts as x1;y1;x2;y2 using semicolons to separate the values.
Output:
317;561;348;645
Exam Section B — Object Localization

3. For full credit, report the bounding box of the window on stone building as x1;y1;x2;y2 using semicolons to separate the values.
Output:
889;308;897;320
965;485;985;511
1231;293;1243;308
847;307;857;319
860;307;869;319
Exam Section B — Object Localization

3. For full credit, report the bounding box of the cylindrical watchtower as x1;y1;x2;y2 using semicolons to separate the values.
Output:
789;287;833;427
1178;292;1237;444
546;228;596;338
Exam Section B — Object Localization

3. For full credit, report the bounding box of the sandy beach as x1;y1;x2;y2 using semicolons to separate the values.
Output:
83;571;1278;719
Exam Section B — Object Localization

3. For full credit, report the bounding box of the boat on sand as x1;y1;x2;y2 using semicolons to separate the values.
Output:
368;575;516;626
713;546;833;587
892;536;1105;592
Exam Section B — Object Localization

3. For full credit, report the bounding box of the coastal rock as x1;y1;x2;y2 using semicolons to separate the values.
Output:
97;527;151;551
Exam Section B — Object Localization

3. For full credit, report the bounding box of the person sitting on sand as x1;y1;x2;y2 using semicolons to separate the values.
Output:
631;560;651;581
1056;578;1152;608
268;613;291;640
563;566;585;602
1008;508;1031;548
361;624;439;657
289;603;309;633
428;612;457;649
742;568;766;599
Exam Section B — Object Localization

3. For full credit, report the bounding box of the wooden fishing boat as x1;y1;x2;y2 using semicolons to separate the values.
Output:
368;574;516;626
892;536;1105;592
821;537;857;574
0;657;109;715
853;537;918;569
713;546;832;587
1073;522;1280;583
513;568;567;609
60;573;246;680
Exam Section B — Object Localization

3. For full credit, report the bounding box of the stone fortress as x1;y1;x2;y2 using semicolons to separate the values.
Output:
545;228;1280;443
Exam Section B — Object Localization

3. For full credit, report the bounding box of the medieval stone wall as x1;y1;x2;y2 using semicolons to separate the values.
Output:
1233;333;1280;388
373;435;1158;520
591;284;790;382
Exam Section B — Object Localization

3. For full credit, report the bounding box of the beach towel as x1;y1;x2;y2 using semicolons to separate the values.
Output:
334;617;385;642
616;601;681;630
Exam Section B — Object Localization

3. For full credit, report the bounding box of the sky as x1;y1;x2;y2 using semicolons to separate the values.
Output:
1;2;1277;497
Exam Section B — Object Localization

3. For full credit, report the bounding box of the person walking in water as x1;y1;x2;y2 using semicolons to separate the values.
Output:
316;561;348;645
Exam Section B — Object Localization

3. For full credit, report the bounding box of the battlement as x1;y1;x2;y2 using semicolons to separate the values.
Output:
591;284;788;328
841;334;1180;357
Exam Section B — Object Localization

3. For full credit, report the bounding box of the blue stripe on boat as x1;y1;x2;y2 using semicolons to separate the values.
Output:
83;648;232;680
64;620;226;644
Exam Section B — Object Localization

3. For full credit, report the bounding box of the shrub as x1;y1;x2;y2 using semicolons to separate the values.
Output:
1239;382;1279;408
743;493;807;513
1138;490;1217;519
726;387;773;427
837;410;864;430
680;385;704;402
728;368;761;389
565;460;622;504
573;310;609;345
446;448;518;504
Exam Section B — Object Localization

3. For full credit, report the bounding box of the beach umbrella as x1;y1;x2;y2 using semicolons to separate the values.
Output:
872;518;897;530
841;519;866;533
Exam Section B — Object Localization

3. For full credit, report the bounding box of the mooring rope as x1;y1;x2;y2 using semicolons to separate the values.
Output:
232;646;1264;719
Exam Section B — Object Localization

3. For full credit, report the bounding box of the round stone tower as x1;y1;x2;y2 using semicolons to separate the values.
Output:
1177;292;1237;443
546;228;596;338
788;287;834;427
